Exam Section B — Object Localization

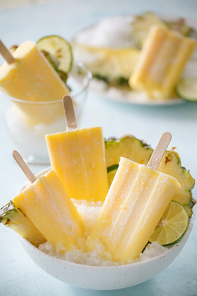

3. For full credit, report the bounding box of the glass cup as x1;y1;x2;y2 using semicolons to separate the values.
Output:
0;61;92;164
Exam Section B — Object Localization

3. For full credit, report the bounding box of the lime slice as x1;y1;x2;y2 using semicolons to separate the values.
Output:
176;77;197;101
37;35;73;73
149;201;189;246
107;164;119;187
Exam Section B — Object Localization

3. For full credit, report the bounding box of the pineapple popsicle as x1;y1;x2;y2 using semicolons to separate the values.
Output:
87;133;181;262
13;151;84;250
0;40;69;102
46;95;108;202
0;41;70;124
87;157;181;262
129;25;196;100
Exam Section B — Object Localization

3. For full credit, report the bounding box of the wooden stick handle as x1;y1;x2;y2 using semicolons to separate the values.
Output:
147;132;172;170
12;150;37;183
62;95;77;131
0;40;15;64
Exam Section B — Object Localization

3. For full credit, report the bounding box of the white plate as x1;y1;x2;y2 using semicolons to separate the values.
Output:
72;14;197;106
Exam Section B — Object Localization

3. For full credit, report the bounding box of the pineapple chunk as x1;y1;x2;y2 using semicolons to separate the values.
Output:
0;201;46;247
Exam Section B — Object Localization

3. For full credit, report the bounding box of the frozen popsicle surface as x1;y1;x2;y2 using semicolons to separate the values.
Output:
46;127;109;202
87;157;181;262
129;26;196;99
0;40;69;102
13;169;84;250
0;41;70;124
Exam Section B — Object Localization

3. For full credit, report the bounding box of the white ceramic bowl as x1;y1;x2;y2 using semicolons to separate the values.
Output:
18;168;195;290
19;214;194;290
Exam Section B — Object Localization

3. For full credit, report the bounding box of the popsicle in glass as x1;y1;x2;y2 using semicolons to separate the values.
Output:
0;40;70;124
0;40;69;102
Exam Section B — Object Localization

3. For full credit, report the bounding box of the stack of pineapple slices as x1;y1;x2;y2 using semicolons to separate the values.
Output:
0;134;195;250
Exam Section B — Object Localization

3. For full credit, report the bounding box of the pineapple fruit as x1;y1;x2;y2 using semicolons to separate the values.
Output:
0;201;46;247
131;12;168;48
105;135;153;167
131;11;196;49
105;135;195;216
72;43;140;85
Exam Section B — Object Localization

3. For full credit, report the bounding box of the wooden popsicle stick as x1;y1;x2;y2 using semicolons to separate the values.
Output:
0;40;15;64
62;95;77;131
12;150;37;183
147;132;172;171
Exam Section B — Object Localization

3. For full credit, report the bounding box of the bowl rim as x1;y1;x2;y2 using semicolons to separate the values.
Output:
0;61;92;105
20;166;195;270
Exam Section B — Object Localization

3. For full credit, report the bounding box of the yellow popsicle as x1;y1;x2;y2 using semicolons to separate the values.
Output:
0;41;69;124
129;25;196;99
87;157;181;262
46;127;109;202
13;169;84;250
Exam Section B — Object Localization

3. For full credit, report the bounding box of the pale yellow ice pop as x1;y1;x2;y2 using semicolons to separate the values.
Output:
0;40;69;102
129;26;196;99
0;40;70;124
87;133;181;262
46;95;108;202
13;150;84;250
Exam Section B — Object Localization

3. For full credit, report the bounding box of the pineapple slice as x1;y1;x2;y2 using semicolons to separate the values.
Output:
157;151;195;206
131;12;196;49
105;135;195;214
72;43;140;83
131;12;168;48
0;201;46;247
105;135;153;167
164;18;196;38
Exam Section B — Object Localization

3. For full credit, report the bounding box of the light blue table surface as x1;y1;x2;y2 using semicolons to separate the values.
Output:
0;0;197;295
